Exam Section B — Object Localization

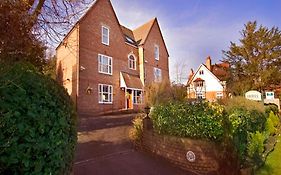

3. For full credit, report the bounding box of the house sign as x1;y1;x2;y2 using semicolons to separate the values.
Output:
245;90;262;101
186;151;196;162
265;91;274;100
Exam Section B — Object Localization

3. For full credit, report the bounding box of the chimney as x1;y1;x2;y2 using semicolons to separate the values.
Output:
206;56;212;70
188;69;194;82
189;68;194;76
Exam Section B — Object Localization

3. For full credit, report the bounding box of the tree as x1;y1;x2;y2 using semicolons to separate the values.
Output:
0;1;46;70
0;0;89;70
223;21;281;95
173;59;188;84
43;55;57;79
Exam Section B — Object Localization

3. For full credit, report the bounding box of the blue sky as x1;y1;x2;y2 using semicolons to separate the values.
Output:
110;0;281;83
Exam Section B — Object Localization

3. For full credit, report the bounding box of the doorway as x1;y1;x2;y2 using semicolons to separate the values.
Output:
126;89;133;109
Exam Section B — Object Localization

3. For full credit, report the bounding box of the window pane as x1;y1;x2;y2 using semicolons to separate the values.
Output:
99;93;102;102
155;46;159;60
103;27;108;35
102;27;109;44
103;85;108;92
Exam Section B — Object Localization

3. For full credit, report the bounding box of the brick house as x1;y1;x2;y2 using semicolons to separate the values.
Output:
56;0;169;115
186;56;229;101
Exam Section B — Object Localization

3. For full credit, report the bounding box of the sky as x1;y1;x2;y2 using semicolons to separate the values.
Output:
109;0;281;84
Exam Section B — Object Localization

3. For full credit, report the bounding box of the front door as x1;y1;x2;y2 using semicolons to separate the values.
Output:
126;89;133;109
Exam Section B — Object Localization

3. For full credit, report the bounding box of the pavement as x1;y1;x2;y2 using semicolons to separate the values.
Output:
73;113;191;175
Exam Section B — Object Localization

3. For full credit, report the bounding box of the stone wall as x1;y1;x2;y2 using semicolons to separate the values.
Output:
139;128;238;175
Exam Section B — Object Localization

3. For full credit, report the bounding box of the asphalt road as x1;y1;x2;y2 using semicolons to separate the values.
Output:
73;113;191;175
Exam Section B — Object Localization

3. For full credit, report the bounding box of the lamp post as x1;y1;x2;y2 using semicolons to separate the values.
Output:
144;106;150;118
143;106;152;130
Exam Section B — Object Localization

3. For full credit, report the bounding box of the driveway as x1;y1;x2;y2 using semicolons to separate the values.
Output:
73;113;191;175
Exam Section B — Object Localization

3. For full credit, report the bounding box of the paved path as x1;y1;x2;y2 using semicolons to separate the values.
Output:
73;114;191;175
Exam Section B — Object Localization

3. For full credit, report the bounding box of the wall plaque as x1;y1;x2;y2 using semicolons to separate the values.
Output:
186;151;196;162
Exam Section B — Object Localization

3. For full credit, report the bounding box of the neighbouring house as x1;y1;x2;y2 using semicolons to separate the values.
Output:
186;56;229;101
56;0;169;115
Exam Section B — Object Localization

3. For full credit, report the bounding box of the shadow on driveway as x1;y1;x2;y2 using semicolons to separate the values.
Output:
74;114;193;175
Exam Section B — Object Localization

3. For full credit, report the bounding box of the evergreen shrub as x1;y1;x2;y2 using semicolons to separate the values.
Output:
0;63;77;174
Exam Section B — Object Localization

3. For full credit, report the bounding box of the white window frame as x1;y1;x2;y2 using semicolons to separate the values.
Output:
199;70;204;75
216;92;223;99
128;54;136;70
98;84;113;104
98;54;112;75
101;26;109;45
154;67;162;82
133;90;143;104
154;45;159;60
196;92;205;99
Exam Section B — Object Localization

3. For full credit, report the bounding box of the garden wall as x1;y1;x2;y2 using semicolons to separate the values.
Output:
139;128;238;175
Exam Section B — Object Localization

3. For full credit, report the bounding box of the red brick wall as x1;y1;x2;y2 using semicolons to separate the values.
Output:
143;21;169;84
139;129;238;175
56;26;79;105
77;0;140;115
57;0;170;115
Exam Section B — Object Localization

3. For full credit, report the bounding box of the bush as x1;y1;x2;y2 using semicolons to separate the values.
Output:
265;104;279;116
129;115;143;142
225;96;265;113
144;81;186;106
0;63;77;174
247;131;266;167
226;105;267;167
269;111;279;127
265;117;276;136
151;101;225;141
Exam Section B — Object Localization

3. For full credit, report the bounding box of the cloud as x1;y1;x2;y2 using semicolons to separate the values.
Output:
111;0;243;83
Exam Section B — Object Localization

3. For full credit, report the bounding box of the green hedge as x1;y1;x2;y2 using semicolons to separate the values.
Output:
151;102;225;141
227;107;267;167
0;63;77;174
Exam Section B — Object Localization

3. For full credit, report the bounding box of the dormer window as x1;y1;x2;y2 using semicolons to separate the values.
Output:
154;45;159;60
102;26;109;45
128;54;136;70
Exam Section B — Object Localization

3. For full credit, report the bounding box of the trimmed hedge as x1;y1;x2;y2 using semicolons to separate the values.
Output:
0;63;77;174
151;102;225;141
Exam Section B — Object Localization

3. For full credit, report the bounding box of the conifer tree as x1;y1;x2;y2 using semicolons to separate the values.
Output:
223;21;281;95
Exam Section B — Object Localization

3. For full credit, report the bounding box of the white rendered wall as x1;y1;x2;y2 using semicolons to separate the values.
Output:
192;65;223;92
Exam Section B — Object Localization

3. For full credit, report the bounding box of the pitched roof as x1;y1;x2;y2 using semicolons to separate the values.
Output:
211;62;230;81
120;25;139;46
132;18;156;45
187;64;222;86
120;72;143;89
56;0;168;55
120;25;135;40
119;18;157;47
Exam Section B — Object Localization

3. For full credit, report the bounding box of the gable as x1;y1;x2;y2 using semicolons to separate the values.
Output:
188;64;223;91
133;18;155;45
56;0;126;50
141;19;169;56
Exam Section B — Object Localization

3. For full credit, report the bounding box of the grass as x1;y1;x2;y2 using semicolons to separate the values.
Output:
256;134;281;175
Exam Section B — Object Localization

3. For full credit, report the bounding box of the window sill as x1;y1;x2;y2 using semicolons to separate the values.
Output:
102;42;109;46
98;71;112;76
98;102;113;104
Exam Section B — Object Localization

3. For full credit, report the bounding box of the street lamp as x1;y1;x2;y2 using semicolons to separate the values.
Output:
144;106;150;118
143;106;152;130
